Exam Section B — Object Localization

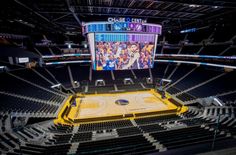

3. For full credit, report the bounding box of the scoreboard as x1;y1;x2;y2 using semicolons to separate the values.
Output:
83;17;162;71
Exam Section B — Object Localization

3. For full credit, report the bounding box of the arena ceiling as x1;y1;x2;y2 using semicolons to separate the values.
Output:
1;0;236;36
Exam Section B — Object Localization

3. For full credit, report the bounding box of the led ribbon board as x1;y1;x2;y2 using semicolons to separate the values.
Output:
83;18;162;70
82;22;162;34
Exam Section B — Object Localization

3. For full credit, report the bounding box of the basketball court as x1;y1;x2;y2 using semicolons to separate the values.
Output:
66;90;178;120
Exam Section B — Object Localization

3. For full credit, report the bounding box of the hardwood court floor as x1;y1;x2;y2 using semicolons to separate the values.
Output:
68;90;177;119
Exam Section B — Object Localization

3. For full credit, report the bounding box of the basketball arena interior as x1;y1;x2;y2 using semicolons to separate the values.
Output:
0;0;236;155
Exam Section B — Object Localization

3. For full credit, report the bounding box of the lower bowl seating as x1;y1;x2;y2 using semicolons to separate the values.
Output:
76;135;156;155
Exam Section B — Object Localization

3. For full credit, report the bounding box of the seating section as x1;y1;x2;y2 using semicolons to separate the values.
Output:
0;115;8;132
219;92;236;106
47;66;72;88
116;127;141;136
166;65;197;85
174;67;220;91
92;70;112;81
0;134;17;151
150;126;232;150
2;112;236;154
87;85;115;94
26;117;54;125
199;44;229;55
113;70;133;79
66;61;236;102
218;117;236;135
70;64;90;82
76;135;156;155
51;134;72;144
48;124;73;133
73;115;124;123
161;64;176;79
15;143;72;154
78;120;133;132
168;98;183;107
12;69;52;88
176;92;197;102
34;68;58;84
0;69;65;115
135;109;177;117
0;93;58;114
27;126;44;135
116;83;143;91
179;118;213;126
151;63;168;79
188;71;236;98
164;66;236;102
133;69;150;79
135;114;181;125
139;124;165;133
47;130;91;144
71;132;92;142
166;86;182;94
0;73;64;102
182;110;200;118
0;73;61;100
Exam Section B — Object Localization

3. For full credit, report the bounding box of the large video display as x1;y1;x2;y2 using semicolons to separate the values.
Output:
93;33;157;70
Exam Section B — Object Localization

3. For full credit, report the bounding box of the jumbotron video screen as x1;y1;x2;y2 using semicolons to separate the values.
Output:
90;33;157;70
